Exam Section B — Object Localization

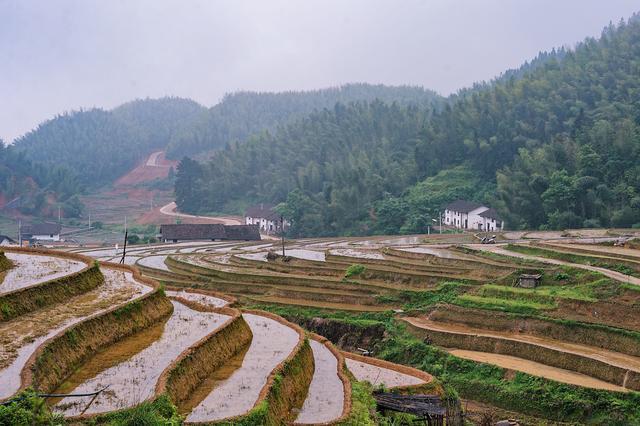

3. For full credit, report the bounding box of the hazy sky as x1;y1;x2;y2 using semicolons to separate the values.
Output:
1;0;638;143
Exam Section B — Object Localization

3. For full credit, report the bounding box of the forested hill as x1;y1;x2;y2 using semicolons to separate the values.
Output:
13;97;205;187
0;140;83;217
175;15;640;236
165;83;443;158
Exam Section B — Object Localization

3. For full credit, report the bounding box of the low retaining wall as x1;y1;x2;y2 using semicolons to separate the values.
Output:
0;248;102;321
22;263;172;394
428;304;640;358
404;320;640;391
166;257;380;294
157;299;252;406
535;242;640;263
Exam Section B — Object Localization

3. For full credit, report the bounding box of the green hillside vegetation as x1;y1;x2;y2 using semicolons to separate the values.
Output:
165;83;443;158
0;140;83;217
175;15;640;236
174;100;431;236
13;97;205;187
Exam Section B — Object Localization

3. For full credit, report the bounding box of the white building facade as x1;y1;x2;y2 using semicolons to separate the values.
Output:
245;204;288;234
443;200;503;231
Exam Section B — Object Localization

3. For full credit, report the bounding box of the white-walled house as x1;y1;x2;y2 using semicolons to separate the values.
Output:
21;223;62;242
443;200;503;231
244;204;288;234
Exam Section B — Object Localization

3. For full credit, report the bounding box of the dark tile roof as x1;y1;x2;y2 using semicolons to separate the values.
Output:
21;223;62;236
444;200;485;213
160;224;260;241
0;235;16;243
245;203;280;221
223;225;261;241
478;208;502;221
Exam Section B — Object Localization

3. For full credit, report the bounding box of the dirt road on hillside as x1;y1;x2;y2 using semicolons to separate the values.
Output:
158;202;242;225
470;244;640;286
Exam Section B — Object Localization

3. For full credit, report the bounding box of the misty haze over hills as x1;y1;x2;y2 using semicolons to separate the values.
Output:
2;0;639;143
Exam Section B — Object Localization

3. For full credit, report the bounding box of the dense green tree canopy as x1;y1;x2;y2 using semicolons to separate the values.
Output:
13;97;205;187
176;15;640;236
165;83;442;159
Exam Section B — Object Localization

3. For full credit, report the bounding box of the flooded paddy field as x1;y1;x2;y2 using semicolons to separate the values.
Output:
295;339;344;424
137;255;170;271
345;356;425;388
329;248;385;260
0;252;86;294
53;300;228;416
185;313;299;422
165;289;228;308
0;268;149;400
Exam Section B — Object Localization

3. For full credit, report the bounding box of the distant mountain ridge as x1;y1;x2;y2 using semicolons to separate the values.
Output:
165;83;444;158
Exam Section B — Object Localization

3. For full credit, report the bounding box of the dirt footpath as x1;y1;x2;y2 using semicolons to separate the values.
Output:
449;349;627;392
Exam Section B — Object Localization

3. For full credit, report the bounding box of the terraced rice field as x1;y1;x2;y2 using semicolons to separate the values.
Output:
8;229;640;424
54;301;228;416
185;313;299;422
0;267;149;399
344;356;426;388
295;339;345;424
0;252;85;294
448;349;628;392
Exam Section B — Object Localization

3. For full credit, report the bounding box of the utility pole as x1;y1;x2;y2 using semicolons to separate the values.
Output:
280;216;285;257
18;220;22;246
439;211;442;234
88;213;91;229
58;206;61;223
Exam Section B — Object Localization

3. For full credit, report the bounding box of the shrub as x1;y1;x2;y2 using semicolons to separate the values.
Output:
0;390;63;426
345;264;366;278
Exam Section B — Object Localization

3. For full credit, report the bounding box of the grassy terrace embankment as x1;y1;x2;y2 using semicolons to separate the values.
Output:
157;301;253;407
0;251;12;272
255;303;640;424
0;249;102;321
24;263;171;394
508;243;640;277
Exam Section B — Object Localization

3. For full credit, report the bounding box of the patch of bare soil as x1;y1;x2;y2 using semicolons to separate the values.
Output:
551;295;640;331
114;151;177;187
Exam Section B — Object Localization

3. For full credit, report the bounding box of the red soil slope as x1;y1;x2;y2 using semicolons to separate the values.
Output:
115;151;178;187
